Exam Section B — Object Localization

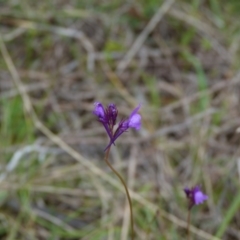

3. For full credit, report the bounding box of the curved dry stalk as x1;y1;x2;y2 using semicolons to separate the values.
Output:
104;147;134;240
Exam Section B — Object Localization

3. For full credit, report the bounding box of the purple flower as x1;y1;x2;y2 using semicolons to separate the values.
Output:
184;186;208;209
93;102;105;118
93;102;141;150
127;104;141;130
93;102;118;141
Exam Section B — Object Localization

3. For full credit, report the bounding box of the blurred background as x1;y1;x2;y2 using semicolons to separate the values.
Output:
0;0;240;239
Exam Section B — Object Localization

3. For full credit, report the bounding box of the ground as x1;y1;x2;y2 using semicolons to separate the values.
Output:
0;1;240;239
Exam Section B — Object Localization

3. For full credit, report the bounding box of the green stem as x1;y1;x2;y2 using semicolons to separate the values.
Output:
104;147;134;240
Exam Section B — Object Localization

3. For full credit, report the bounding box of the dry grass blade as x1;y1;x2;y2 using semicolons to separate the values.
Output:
117;0;176;74
168;8;230;59
32;208;74;232
1;18;94;53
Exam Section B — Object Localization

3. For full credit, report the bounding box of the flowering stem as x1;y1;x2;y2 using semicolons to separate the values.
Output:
104;147;134;240
187;209;191;240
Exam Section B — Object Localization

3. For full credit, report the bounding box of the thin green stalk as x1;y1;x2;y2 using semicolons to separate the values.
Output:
104;147;134;240
215;190;240;238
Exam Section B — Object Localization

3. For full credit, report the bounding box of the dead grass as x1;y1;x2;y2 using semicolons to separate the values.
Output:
0;0;240;239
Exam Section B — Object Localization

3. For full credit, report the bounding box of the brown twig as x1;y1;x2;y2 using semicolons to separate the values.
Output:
104;147;135;240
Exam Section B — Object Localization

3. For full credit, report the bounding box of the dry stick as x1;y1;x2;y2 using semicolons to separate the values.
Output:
104;147;134;240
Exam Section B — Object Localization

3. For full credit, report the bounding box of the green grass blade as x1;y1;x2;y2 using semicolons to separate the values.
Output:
215;190;240;238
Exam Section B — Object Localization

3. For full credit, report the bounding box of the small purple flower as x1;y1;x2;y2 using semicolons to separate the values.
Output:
93;102;141;150
127;104;141;130
93;102;105;118
184;186;208;209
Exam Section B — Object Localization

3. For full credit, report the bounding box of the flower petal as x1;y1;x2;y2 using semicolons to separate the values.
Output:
129;104;141;118
184;185;208;208
184;188;191;197
128;113;141;130
194;191;208;205
107;103;118;126
93;102;105;118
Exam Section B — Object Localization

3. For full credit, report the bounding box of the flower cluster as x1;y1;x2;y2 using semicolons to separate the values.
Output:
184;186;208;209
93;102;141;150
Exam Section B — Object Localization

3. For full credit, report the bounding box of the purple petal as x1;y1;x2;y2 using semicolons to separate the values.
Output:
103;104;141;151
184;185;208;208
107;103;118;126
184;188;191;197
104;140;113;151
193;186;201;192
128;113;141;130
102;123;113;141
104;121;127;151
93;102;105;118
194;191;208;205
129;104;141;118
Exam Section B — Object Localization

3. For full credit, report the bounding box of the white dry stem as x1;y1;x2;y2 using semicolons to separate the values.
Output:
0;81;49;100
3;28;26;42
0;144;62;182
238;158;240;182
32;208;74;231
2;18;95;71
